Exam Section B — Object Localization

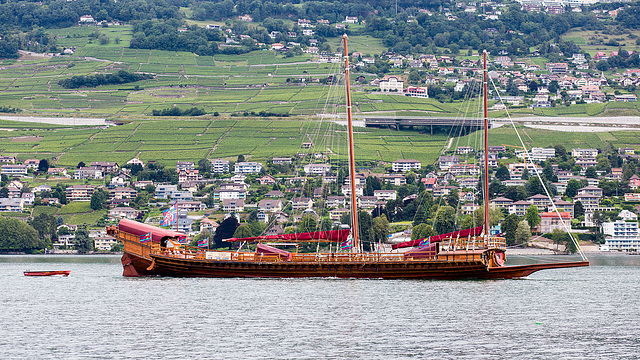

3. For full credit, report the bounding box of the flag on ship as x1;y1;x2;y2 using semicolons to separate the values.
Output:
340;237;352;250
198;237;209;248
419;237;430;247
140;232;152;243
160;203;178;226
177;235;188;244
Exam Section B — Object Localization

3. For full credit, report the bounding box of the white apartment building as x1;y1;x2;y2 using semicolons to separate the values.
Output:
601;221;640;251
211;159;230;173
392;159;421;172
234;162;263;174
571;148;598;158
303;163;331;175
515;147;556;162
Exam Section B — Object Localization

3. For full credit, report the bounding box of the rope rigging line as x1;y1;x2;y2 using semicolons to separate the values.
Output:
489;77;587;261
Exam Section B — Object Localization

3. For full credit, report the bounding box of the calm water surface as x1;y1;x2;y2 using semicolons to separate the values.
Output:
1;254;639;360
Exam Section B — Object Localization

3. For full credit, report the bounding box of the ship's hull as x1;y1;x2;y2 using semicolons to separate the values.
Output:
121;252;589;280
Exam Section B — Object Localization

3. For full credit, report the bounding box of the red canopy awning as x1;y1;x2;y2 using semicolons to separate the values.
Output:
226;229;350;243
118;218;186;243
392;226;483;249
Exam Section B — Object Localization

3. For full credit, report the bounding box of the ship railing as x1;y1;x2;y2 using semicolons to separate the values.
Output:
440;235;506;252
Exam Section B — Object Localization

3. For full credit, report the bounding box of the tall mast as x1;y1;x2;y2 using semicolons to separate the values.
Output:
483;51;490;243
343;34;359;251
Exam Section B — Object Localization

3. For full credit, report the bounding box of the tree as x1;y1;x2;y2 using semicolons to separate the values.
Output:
90;189;108;210
75;225;93;254
525;205;540;230
29;213;57;241
411;223;436;241
565;179;581;198
413;205;428;226
515;220;531;244
237;154;245;162
233;224;252;238
585;166;597;178
501;214;520;246
77;161;85;168
0;217;44;251
495;164;510;181
574;201;584;218
358;211;374;248
38;159;49;172
298;215;317;233
212;216;239;248
372;214;390;243
434;205;456;234
504;186;527;201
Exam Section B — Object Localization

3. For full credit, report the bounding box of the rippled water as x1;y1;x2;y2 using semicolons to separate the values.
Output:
1;255;639;360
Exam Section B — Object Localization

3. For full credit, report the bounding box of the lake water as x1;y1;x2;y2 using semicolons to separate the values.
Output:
1;255;639;360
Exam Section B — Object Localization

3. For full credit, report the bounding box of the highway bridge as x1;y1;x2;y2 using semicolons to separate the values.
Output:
364;117;490;130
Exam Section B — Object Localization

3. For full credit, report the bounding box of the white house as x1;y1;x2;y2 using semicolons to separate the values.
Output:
234;162;263;174
391;159;421;172
379;75;403;92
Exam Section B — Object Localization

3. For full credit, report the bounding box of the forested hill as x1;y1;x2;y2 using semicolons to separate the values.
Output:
0;0;639;60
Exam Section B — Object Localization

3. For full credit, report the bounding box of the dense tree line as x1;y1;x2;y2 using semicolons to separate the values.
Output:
130;20;228;55
58;70;152;89
152;107;206;117
0;0;182;31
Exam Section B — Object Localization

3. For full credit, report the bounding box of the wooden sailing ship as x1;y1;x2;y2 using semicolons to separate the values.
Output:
108;36;589;279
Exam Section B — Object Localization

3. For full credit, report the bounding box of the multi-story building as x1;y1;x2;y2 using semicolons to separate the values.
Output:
222;199;245;212
437;156;459;171
155;185;178;199
382;174;406;186
65;185;95;201
574;193;600;211
379;75;403;92
234;162;263;174
272;157;293;164
200;218;219;234
176;201;206;212
373;190;397;201
175;161;195;171
515;147;556;162
1;164;27;177
108;207;139;221
178;169;199;183
577;185;603;198
539;212;571;233
509;200;533;216
90;161;119;173
258;199;283;213
303;163;331;175
210;159;230;173
110;187;137;200
23;159;40;170
326;196;347;208
213;189;247;201
291;197;313;210
571;148;598;158
0;198;23;212
601;221;640;251
74;167;103;180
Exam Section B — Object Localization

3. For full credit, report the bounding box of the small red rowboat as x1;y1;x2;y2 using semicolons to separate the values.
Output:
24;270;71;277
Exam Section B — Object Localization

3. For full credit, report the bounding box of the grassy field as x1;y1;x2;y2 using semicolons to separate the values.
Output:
561;28;640;56
32;202;107;225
